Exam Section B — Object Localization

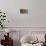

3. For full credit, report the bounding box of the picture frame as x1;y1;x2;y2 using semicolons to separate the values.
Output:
20;9;28;14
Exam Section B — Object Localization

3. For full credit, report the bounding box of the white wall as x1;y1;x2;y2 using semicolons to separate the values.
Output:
0;0;46;27
31;0;46;27
0;0;46;33
0;0;31;27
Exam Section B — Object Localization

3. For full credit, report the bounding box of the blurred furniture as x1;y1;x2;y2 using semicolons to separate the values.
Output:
1;33;13;46
41;34;46;46
20;35;38;44
20;35;43;46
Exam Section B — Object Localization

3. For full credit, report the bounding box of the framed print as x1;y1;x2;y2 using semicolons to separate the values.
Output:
20;9;28;14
